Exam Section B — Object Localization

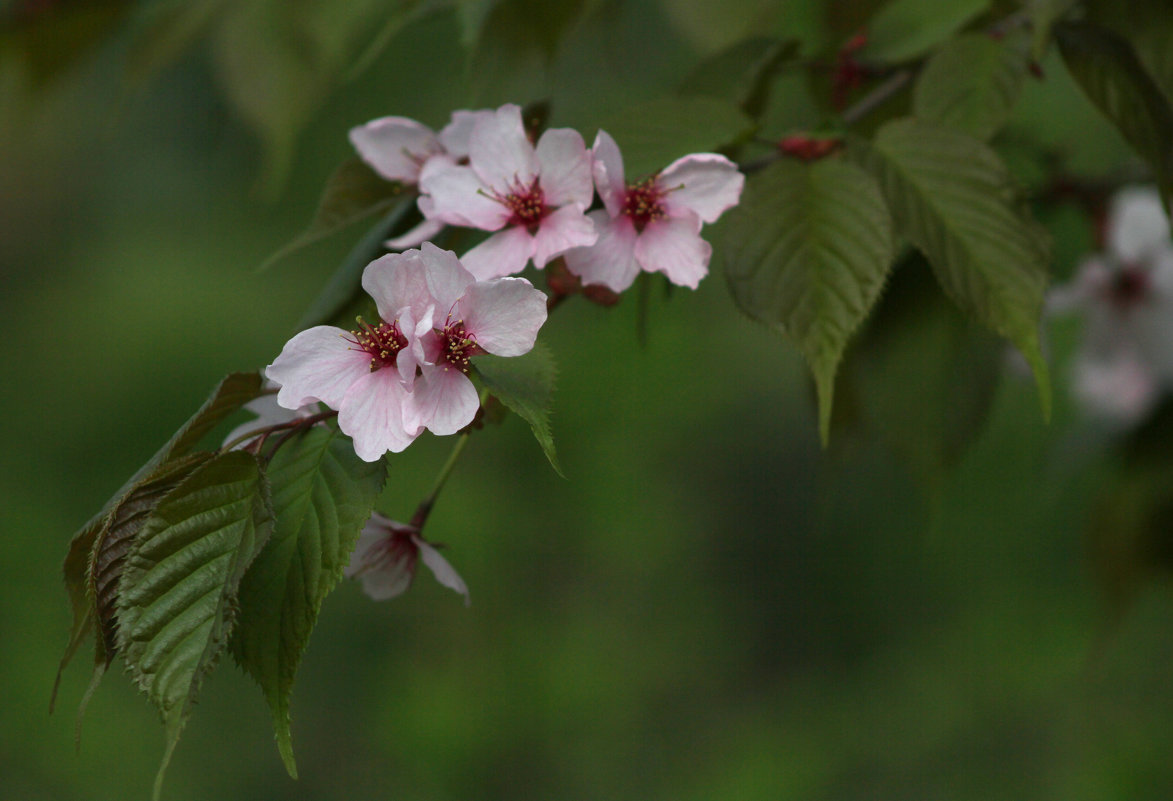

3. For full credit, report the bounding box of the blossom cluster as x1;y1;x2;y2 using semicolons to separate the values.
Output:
1049;187;1173;425
266;242;547;461
257;103;744;602
350;102;745;291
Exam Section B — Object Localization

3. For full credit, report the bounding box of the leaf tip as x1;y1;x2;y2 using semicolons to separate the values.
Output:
814;363;837;448
277;727;299;780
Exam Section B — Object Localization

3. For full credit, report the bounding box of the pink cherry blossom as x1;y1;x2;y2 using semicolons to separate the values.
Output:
345;513;469;604
406;244;549;435
562;130;745;292
265;250;437;461
349;109;494;249
417;103;597;280
1049;187;1173;425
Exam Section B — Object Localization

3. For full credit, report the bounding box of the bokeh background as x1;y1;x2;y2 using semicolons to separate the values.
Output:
5;0;1173;799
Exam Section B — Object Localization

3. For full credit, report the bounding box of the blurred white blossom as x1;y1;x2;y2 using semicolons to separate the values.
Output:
1050;187;1173;425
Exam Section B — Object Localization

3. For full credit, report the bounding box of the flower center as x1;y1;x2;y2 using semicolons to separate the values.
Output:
495;177;548;231
621;177;667;231
347;316;408;372
438;320;486;374
1108;265;1150;310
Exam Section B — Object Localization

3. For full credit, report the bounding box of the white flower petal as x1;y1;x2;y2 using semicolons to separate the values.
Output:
461;226;536;280
266;326;371;410
535;128;594;208
563;212;641;292
531;204;598;268
659;153;745;224
419;160;511;230
408;366;480;436
1108;186;1170;263
385;216;446;250
439;109;494;160
349;117;442;184
459;277;548;357
469;103;539;191
362;251;435;326
337;369;418;460
415;536;470;606
633;212;712;289
418;242;476;313
590;130;627;217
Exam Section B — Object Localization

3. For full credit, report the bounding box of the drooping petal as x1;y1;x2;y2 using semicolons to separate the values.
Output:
349;117;442;184
658;153;745;224
408;366;480;436
590;130;627;217
385;216;446;250
362;251;435;326
439;109;493;160
535;127;594;208
337;369;418;460
458;277;548;356
266;326;372;410
419;160;511;230
460;225;536;280
418;242;477;313
633;212;712;289
562;212;641;292
415;536;470;605
531;204;598;268
468;103;539;192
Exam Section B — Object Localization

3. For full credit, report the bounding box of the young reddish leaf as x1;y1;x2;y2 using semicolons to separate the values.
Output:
720;158;895;444
117;451;274;801
231;427;386;778
55;373;264;700
88;452;217;667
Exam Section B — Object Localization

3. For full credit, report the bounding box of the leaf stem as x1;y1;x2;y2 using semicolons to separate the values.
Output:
409;389;489;529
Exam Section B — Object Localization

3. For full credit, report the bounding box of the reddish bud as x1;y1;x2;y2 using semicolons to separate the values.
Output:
778;135;842;162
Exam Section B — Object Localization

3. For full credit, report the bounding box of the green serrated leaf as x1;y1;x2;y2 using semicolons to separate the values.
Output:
677;37;800;121
88;452;217;668
55;373;263;698
863;0;990;63
231;427;386;778
597;96;755;177
721;159;895;444
68;452;216;745
913;31;1029;141
260;159;407;271
295;200;418;331
473;345;562;476
848;118;1052;416
117;451;274;801
1055;20;1173;211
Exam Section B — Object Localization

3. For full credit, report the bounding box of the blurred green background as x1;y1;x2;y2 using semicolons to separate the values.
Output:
5;0;1173;799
